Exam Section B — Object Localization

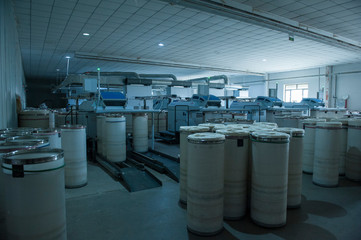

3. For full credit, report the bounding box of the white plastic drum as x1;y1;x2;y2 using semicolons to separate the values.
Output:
61;125;87;188
345;119;361;181
187;133;225;236
313;122;342;187
216;129;249;219
104;115;126;162
2;149;66;240
301;118;326;174
133;113;148;153
250;131;289;227
18;109;50;129
331;118;348;176
33;129;62;149
96;115;105;155
0;141;45;227
275;127;304;208
179;126;209;207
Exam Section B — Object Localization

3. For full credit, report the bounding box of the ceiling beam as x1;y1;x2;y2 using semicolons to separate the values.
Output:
161;0;361;52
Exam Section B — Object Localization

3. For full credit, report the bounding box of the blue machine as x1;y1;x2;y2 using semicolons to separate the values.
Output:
101;92;127;107
167;94;222;132
300;98;325;108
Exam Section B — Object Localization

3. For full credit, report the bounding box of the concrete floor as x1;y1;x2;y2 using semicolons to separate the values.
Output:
66;141;361;240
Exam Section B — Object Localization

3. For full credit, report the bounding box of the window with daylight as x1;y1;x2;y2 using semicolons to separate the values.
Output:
284;83;308;102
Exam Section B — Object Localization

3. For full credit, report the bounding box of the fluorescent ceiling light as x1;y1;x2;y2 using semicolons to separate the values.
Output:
158;43;164;47
65;56;71;59
83;33;90;36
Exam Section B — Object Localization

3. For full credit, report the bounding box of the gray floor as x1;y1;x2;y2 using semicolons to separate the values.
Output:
66;141;361;240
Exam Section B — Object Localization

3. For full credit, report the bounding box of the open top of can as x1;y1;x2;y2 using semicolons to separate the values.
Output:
0;141;41;153
2;148;64;165
330;118;348;126
33;129;60;135
188;132;225;144
348;119;361;127
198;123;224;130
216;129;250;138
251;131;290;143
60;124;86;129
5;135;48;144
179;126;209;133
275;127;304;137
253;122;278;128
302;118;326;125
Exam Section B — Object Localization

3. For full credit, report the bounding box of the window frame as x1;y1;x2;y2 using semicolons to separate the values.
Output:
284;83;309;103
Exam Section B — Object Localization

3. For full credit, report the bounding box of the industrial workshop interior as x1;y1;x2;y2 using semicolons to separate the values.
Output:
1;0;361;239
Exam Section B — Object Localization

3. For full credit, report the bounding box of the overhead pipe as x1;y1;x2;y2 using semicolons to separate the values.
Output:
139;74;177;81
83;71;140;79
187;75;229;85
75;52;264;75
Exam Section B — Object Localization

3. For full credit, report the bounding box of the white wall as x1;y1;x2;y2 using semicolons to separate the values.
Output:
333;62;361;111
268;67;326;102
0;0;26;128
248;84;267;98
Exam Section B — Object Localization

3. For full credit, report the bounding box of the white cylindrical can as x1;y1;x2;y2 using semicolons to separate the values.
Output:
18;109;50;129
2;148;67;240
179;126;209;207
133;113;148;153
301;118;326;174
275;127;304;208
0;141;46;224
313;122;342;187
187;133;225;236
33;129;62;149
216;129;249;219
345;119;361;181
250;131;289;227
61;125;87;188
96;115;105;155
331;118;348;176
104;115;126;162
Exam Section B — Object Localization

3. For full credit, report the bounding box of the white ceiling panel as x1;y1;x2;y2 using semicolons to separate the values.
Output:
12;0;361;80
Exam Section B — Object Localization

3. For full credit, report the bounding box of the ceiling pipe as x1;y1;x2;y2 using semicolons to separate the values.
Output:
75;52;264;76
187;75;229;85
139;74;177;81
83;71;140;79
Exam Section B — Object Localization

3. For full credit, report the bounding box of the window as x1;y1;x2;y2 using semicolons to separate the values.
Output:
284;83;308;102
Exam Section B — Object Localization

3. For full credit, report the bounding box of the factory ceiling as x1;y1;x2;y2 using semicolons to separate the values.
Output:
12;0;361;81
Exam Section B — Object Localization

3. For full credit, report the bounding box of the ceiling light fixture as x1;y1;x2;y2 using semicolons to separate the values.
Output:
262;59;267;62
158;43;164;47
65;56;71;59
83;33;90;36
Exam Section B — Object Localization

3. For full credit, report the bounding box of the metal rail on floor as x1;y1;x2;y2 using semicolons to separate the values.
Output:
130;150;180;182
96;154;162;192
